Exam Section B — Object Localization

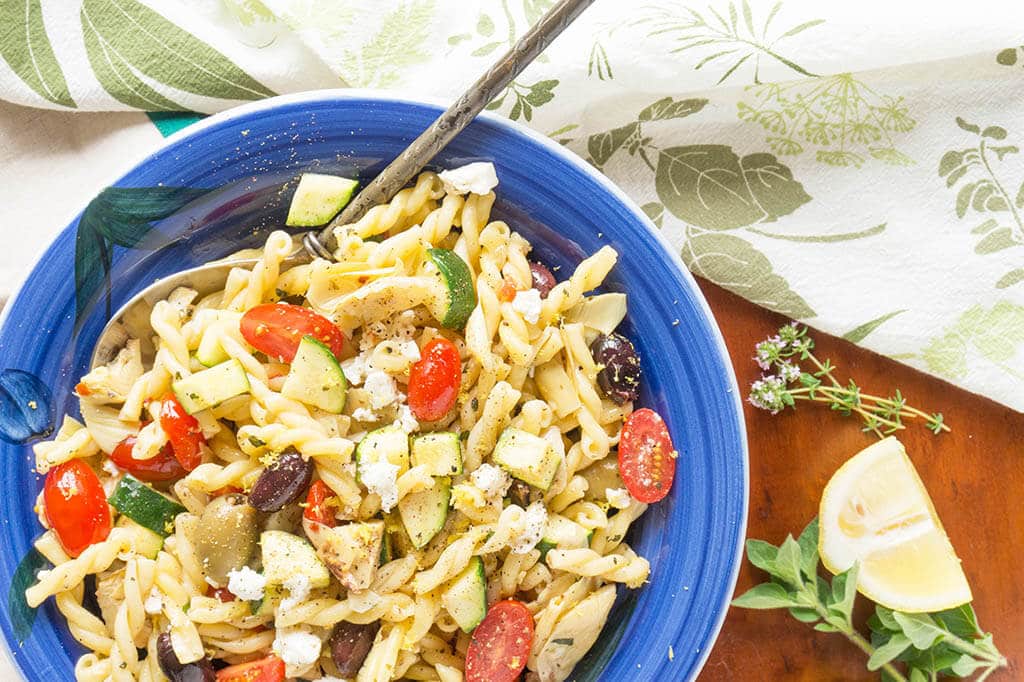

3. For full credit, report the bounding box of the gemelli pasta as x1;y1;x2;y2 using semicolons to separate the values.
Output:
27;164;678;682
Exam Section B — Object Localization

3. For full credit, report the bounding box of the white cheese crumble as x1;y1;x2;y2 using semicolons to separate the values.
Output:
438;162;499;196
341;352;371;386
364;369;402;410
398;340;421;363
131;418;168;461
606;487;632;509
351;407;376;423
226;566;266;601
512;288;543;324
143;588;162;615
471;463;512;499
512;501;548;554
359;460;400;512
396;404;419;434
272;627;322;668
101;459;121;478
279;573;311;612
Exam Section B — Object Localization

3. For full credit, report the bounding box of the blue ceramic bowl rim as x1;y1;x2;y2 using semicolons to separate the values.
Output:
0;89;748;681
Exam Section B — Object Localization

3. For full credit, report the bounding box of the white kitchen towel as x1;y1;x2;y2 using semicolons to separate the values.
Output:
2;0;1024;411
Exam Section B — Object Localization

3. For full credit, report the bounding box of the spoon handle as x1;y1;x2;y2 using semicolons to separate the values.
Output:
304;0;596;260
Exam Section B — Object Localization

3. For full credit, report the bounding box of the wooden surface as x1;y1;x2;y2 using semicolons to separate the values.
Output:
694;280;1024;682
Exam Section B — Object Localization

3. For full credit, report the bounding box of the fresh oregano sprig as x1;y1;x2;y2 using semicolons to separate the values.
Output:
747;323;950;438
732;519;1006;681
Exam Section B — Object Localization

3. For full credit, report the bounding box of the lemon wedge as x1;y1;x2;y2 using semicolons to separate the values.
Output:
819;436;971;613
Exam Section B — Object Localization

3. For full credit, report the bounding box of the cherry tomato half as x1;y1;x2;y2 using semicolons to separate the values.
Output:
408;337;461;422
43;460;111;557
465;600;534;682
240;303;345;363
215;655;285;682
159;394;205;471
303;480;336;527
618;408;677;503
207;586;236;603
110;436;186;482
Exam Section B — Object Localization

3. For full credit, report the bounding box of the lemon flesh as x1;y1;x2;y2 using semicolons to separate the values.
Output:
819;437;971;613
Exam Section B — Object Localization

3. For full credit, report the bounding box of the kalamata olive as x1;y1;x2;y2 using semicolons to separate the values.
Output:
529;261;557;298
193;494;259;584
330;620;381;677
590;333;641;405
156;632;216;682
248;448;314;513
508;479;541;508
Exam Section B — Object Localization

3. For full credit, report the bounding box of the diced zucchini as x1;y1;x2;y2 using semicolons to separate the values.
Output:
285;173;359;227
249;584;281;616
194;311;244;367
537;515;590;561
115;516;164;559
442;556;486;633
398;477;451;549
411;432;462;476
356;423;409;475
426;248;476;329
379;531;393;565
281;335;348;413
108;475;187;538
171;359;250;415
492;427;561;491
260;530;330;589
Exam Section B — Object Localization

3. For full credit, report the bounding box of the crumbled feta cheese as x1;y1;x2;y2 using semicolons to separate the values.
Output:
226;566;266;601
101;458;121;478
351;407;376;422
341;352;371;386
359;460;400;512
396;404;419;434
364;369;402;409
272;627;322;668
606;487;632;509
347;590;382;613
512;289;543;324
512;501;548;554
398;340;421;363
143;588;162;615
279;573;311;612
471;464;512;499
131;419;168;461
439;162;499;196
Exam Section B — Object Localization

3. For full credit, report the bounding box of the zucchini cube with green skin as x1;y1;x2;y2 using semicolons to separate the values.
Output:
355;424;409;475
108;475;187;537
171;358;250;415
492;427;561;491
411;432;462;476
425;248;476;329
398;477;451;549
285;173;359;227
281;335;348;414
115;516;164;559
442;556;486;633
260;530;330;589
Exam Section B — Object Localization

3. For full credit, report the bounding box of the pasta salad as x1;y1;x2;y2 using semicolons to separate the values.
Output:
26;164;678;682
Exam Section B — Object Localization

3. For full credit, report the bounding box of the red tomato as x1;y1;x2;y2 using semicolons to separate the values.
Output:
618;408;677;503
207;586;235;603
303;480;336;527
240;303;345;363
465;600;534;682
216;655;285;682
159;394;205;471
408;338;461;422
110;436;186;482
497;277;517;302
43;460;111;557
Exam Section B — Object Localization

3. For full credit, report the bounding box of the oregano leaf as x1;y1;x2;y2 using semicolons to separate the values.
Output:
731;582;798;609
893;612;947;650
773;536;804;587
796;517;819;579
867;633;912;670
787;606;820;623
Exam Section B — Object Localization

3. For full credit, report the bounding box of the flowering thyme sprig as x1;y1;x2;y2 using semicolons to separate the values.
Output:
748;324;949;437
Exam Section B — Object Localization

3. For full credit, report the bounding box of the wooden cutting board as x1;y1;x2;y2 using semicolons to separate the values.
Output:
696;280;1023;681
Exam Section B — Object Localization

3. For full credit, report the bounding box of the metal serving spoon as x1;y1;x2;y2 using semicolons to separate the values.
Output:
90;0;594;368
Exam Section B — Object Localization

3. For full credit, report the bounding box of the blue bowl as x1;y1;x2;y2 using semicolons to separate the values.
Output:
0;91;747;681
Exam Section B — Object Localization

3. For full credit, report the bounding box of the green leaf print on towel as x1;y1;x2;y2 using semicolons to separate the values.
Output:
630;0;823;84
80;0;276;110
939;117;1024;288
0;0;76;107
922;302;1024;381
996;46;1023;67
738;74;917;167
